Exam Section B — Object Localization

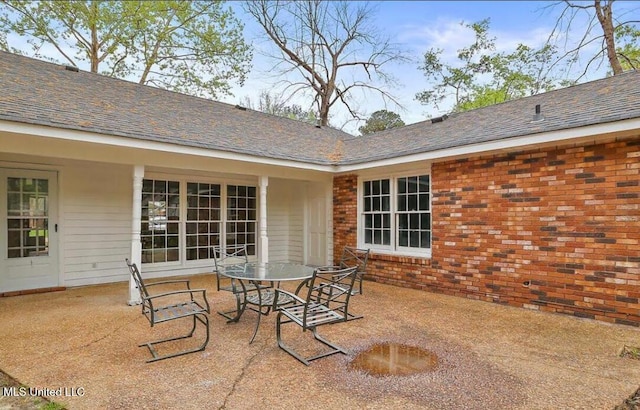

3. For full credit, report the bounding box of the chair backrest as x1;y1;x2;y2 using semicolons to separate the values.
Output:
301;266;358;327
126;258;149;299
339;247;370;273
212;244;249;271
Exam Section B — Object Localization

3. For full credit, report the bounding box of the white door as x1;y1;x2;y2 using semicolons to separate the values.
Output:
307;184;327;266
0;169;59;292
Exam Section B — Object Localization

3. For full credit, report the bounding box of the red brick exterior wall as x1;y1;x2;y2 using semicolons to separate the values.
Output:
333;136;640;327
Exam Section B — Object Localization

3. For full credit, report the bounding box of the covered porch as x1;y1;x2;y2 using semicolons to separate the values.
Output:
0;128;334;301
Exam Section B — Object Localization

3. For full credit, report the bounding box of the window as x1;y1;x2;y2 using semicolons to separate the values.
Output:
186;182;221;261
226;185;257;255
397;176;431;249
361;174;431;254
141;179;180;263
362;179;391;245
141;179;257;264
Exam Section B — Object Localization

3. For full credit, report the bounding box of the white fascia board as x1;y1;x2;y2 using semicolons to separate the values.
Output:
335;118;640;173
0;120;335;173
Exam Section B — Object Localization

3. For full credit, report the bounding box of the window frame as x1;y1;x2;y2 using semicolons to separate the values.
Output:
141;173;259;267
357;168;432;258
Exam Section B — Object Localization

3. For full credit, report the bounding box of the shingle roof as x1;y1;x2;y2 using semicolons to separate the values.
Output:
0;51;347;165
1;50;639;167
340;69;640;164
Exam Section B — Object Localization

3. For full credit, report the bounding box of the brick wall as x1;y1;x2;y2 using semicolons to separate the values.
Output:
333;174;358;262
333;136;640;326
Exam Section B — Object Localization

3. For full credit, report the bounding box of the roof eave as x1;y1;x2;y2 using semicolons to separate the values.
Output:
0;120;338;172
334;117;640;173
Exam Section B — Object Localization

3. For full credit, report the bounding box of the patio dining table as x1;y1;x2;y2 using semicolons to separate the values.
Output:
216;262;316;343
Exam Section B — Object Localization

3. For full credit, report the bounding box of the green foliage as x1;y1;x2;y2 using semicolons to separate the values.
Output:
616;25;640;71
416;19;561;113
39;402;66;410
358;110;405;135
0;0;251;98
415;19;495;111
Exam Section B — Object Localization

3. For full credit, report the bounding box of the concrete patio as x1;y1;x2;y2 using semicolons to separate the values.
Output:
0;274;639;409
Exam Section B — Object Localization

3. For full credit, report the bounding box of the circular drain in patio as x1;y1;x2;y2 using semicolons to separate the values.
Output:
348;342;438;377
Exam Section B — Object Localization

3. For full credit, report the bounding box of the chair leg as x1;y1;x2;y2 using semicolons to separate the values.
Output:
217;292;245;323
140;313;210;363
276;312;347;366
335;304;364;321
344;311;364;321
306;327;348;361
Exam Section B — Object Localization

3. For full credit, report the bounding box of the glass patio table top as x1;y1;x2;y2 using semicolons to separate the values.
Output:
216;262;316;282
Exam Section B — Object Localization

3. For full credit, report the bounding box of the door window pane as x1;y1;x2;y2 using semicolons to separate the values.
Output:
6;178;49;258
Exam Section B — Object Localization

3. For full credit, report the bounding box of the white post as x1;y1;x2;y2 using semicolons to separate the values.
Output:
128;165;144;305
258;176;269;265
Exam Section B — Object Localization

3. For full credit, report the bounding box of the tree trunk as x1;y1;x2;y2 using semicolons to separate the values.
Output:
595;0;624;75
89;0;99;73
319;95;330;127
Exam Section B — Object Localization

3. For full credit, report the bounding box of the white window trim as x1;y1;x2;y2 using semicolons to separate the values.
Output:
141;173;259;269
357;166;432;258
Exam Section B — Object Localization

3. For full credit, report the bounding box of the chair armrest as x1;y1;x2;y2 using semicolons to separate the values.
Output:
313;266;352;286
314;282;350;300
273;288;306;310
145;279;191;290
145;288;210;313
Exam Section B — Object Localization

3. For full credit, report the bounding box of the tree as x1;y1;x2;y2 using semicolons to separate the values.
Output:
0;0;251;98
458;43;563;112
245;0;409;127
358;110;404;135
615;25;640;71
416;19;561;113
240;91;318;124
546;0;640;78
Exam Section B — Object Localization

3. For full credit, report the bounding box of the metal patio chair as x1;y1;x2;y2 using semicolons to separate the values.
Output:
212;244;268;322
338;246;370;296
316;246;370;320
274;265;358;365
125;259;210;363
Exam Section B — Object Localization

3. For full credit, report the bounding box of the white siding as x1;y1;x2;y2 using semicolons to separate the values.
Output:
1;152;330;289
268;179;305;263
61;163;132;286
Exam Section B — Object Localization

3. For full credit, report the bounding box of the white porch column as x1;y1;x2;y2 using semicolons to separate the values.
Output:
128;165;144;305
258;176;269;264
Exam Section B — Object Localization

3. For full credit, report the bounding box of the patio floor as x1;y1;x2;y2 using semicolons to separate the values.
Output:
1;274;639;409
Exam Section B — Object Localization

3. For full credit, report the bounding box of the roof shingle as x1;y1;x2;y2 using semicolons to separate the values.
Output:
1;51;639;166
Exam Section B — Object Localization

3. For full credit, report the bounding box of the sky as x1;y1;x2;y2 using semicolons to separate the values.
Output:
220;1;639;135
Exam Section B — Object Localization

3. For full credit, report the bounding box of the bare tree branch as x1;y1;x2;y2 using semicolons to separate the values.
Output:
245;0;409;129
546;0;637;78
